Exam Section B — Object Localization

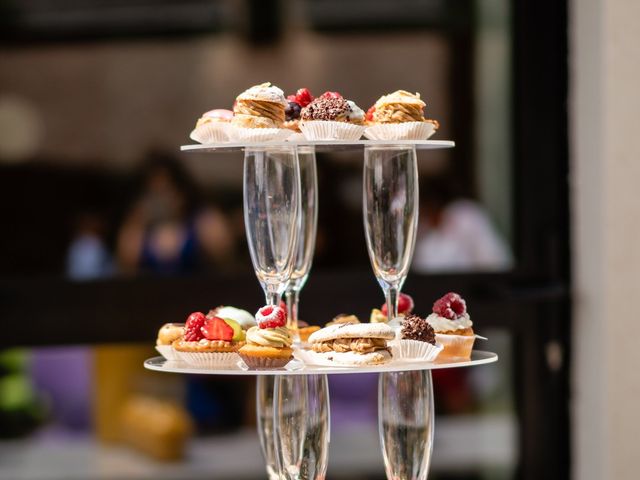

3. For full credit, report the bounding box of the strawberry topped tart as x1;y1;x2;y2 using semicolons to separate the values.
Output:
426;292;476;359
173;311;246;367
238;305;293;369
370;293;415;323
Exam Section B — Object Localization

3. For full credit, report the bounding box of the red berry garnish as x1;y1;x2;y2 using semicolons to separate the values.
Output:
320;91;342;99
381;293;415;316
432;292;467;320
365;105;376;122
256;305;286;329
286;94;298;103
295;88;314;107
184;312;206;341
201;316;234;341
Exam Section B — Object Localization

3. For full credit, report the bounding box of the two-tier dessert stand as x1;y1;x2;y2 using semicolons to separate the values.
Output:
144;139;498;480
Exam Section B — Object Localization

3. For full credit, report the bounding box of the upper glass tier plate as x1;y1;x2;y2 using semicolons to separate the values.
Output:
181;139;455;153
144;350;497;376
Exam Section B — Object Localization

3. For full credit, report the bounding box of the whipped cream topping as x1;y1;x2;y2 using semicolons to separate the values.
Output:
374;90;426;108
246;326;292;348
346;100;365;123
236;82;287;107
426;312;472;332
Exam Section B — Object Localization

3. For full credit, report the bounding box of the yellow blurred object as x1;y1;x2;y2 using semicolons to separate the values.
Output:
120;395;193;461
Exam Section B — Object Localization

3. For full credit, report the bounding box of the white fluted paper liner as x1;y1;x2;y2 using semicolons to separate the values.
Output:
435;333;476;359
390;340;443;362
155;345;179;362
299;121;365;141
227;126;293;142
364;122;436;141
190;122;231;144
286;132;307;142
174;351;240;368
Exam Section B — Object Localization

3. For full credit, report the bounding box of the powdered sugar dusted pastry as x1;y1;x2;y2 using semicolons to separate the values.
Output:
232;82;287;129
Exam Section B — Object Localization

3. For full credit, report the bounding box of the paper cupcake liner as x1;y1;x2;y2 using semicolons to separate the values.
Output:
227;126;293;143
390;340;443;362
364;122;436;141
174;351;240;368
286;132;307;142
155;345;179;362
435;333;475;360
238;353;292;370
189;122;231;144
299;121;365;141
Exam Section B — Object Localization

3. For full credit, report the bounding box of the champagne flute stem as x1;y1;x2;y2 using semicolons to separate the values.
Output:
385;284;399;322
266;288;280;307
285;289;300;340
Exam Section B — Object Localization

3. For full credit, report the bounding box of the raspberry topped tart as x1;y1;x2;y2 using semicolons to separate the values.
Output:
238;305;293;369
370;292;415;323
426;292;476;359
284;88;314;132
173;312;246;367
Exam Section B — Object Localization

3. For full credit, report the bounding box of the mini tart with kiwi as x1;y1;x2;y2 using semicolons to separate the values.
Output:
238;305;293;369
172;312;245;367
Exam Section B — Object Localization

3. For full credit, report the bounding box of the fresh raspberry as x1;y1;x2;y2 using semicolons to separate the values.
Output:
320;91;342;99
201;316;234;341
381;293;415;316
365;105;376;122
432;292;467;320
286;94;298;103
256;305;286;329
295;88;314;107
184;312;206;341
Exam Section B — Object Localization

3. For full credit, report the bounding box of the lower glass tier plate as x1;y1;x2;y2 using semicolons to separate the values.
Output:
143;350;497;376
181;139;455;153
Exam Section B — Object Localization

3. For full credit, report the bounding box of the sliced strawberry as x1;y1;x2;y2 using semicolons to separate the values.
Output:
365;105;376;122
381;293;415;316
295;88;314;107
201;316;234;341
256;305;286;329
184;312;206;341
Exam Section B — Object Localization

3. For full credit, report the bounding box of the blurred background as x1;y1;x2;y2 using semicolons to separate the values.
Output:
0;0;577;479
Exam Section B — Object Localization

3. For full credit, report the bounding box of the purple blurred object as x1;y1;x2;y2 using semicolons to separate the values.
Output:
329;373;378;430
30;347;93;430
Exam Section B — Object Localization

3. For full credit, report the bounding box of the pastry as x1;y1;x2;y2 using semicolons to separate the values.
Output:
390;314;442;362
364;90;439;140
155;323;184;361
156;323;184;346
284;88;314;132
325;314;361;327
299;92;366;140
190;109;233;144
426;292;476;359
307;323;395;366
238;305;293;369
295;320;321;343
173;312;245;367
232;82;287;129
209;306;256;331
370;293;415;323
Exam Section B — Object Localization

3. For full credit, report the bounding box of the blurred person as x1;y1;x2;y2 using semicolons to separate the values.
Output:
412;173;512;273
66;212;114;280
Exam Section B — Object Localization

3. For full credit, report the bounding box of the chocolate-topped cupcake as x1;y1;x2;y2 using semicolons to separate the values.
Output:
390;314;443;362
401;315;436;344
299;92;366;141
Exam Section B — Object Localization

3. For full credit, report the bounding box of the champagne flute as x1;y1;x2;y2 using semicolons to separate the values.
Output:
273;374;330;480
363;145;419;321
285;146;318;340
379;371;434;480
244;147;301;305
256;376;279;480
